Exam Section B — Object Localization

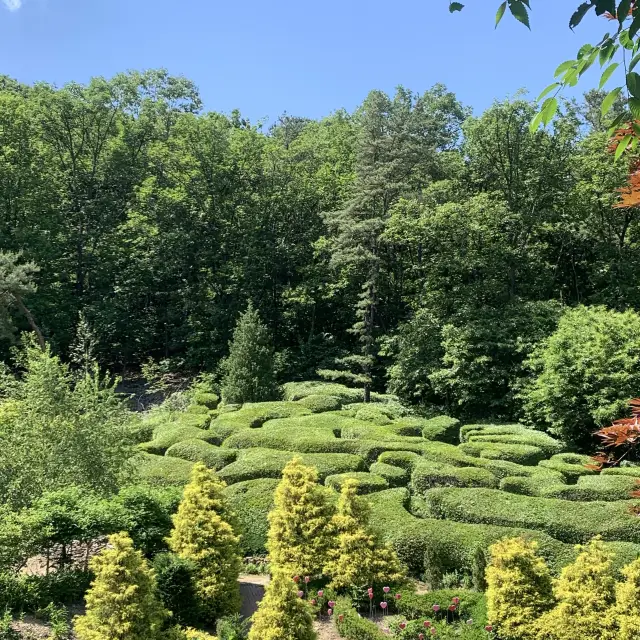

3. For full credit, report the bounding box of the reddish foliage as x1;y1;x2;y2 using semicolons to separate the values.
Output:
590;398;640;470
608;124;640;208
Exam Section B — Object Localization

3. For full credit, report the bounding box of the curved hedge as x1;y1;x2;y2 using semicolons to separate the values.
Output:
298;394;342;413
411;460;499;493
459;441;546;466
421;416;461;444
136;453;194;487
369;461;409;487
354;406;393;425
423;487;640;544
325;472;389;494
139;427;219;455
461;424;563;456
192;392;219;409
538;453;597;482
377;451;421;470
539;474;638;501
165;439;237;471
283;381;393;404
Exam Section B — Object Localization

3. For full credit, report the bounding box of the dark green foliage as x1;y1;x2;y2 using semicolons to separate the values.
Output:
334;596;386;640
192;393;220;409
152;552;200;626
420;416;461;443
221;304;280;404
411;460;499;493
459;441;546;466
368;462;409;487
538;453;598;482
324;472;389;494
216;614;251;640
165;440;237;471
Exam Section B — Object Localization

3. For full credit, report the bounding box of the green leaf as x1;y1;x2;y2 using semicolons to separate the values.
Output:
495;1;507;26
554;60;576;78
599;62;619;89
628;71;640;98
615;134;633;161
618;0;633;23
602;86;623;115
608;111;628;135
449;2;464;11
599;39;617;66
540;97;559;127
529;109;545;134
630;11;640;38
594;0;616;16
570;2;594;29
508;0;530;28
620;29;635;49
537;83;560;102
629;97;640;120
629;52;640;71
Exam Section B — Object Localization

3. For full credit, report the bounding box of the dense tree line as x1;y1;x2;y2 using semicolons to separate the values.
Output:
0;70;638;421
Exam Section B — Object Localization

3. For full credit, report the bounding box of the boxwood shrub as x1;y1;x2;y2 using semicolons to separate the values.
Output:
334;596;386;640
538;453;597;482
459;441;546;466
298;394;342;413
139;426;219;455
369;462;409;487
136;453;195;487
423;487;640;543
325;472;389;494
165;440;237;471
539;474;638;501
395;588;487;628
377;451;421;470
283;381;395;404
411;460;499;494
421;416;461;444
463;426;563;457
602;466;640;477
192;392;219;409
498;469;566;496
354;406;393;425
185;404;209;415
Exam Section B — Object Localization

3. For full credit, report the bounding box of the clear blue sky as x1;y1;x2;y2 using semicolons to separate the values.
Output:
0;0;619;124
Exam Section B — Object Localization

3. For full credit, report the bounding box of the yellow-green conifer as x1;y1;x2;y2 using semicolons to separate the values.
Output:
74;532;167;640
324;479;404;590
485;537;553;640
614;556;640;640
266;457;333;577
540;537;617;640
168;463;241;622
248;570;316;640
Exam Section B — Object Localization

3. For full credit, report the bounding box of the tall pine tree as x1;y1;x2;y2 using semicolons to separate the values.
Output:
220;303;279;404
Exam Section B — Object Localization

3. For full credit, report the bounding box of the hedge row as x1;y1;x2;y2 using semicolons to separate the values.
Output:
538;453;598;482
136;453;195;487
539;474;639;501
461;424;563;457
423;487;640;544
377;451;421;470
216;448;366;484
411;460;499;494
369;462;409;487
283;381;393;404
165;440;237;471
325;472;389;494
420;416;461;444
458;441;546;466
139;426;219;455
602;466;640;477
298;394;342;413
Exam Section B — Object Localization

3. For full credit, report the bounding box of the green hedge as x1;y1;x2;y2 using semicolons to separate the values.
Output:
602;466;640;477
396;588;487;629
298;394;342;413
334;596;386;640
185;404;210;415
192;392;220;409
325;472;389;494
538;453;597;482
369;462;409;487
217;448;366;484
411;460;499;494
423;487;640;544
136;453;195;487
223;478;279;555
139;426;219;455
282;381;394;404
165;439;237;471
459;441;546;466
498;469;566;496
421;416;461;444
377;451;421;471
354;406;393;425
539;474;638;501
461;424;563;455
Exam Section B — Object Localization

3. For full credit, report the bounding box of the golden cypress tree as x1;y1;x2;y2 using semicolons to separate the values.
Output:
248;569;316;640
485;537;553;640
168;462;242;622
324;479;404;590
540;537;617;640
614;556;640;640
73;532;167;640
266;457;334;577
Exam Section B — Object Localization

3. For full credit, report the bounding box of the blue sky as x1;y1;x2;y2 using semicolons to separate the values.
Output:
0;0;620;124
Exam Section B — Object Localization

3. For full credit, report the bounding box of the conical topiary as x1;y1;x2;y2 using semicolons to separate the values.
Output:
266;457;334;577
485;537;553;640
248;570;317;640
324;479;404;590
168;462;242;622
73;532;167;640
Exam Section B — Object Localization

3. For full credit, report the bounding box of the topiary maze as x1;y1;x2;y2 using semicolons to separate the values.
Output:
134;381;640;588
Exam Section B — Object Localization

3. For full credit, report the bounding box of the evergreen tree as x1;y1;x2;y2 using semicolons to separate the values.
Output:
485;537;554;640
266;457;334;577
168;463;242;622
73;532;167;640
614;557;640;640
324;479;404;590
220;303;279;404
540;537;617;640
247;570;317;640
69;311;97;376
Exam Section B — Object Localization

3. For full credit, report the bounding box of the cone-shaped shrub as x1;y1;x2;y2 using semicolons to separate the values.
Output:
541;536;617;640
248;570;317;640
267;457;334;577
615;557;640;640
485;537;553;640
74;532;167;640
168;462;242;622
324;478;404;590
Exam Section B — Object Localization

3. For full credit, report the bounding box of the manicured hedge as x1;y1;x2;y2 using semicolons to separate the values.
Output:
369;461;409;487
341;422;425;444
538;453;597;482
282;381;394;404
377;451;421;470
185;404;210;415
298;394;342;413
395;588;487;628
498;469;566;496
421;416;461;444
165;439;237;471
335;596;386;640
223;478;279;555
461;424;563;455
216;448;366;484
325;472;389;494
136;453;195;487
411;460;499;493
458;441;546;466
354;406;393;425
602;466;640;477
192;392;219;409
540;473;638;501
139;426;219;455
423;487;640;544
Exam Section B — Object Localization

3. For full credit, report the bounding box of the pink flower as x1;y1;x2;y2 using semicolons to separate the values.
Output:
317;590;324;597
395;594;401;600
311;599;317;605
368;592;374;599
452;597;460;605
338;614;344;622
380;602;388;610
448;605;456;612
367;587;373;594
432;604;440;612
297;591;304;598
423;621;431;628
383;586;390;593
419;635;425;640
328;601;336;608
328;609;333;616
304;576;310;584
399;622;406;630
485;625;493;632
430;630;437;637
293;575;300;583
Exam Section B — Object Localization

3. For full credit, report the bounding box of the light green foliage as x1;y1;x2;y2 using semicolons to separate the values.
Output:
247;570;316;640
297;394;342;413
538;453;597;483
73;532;168;640
615;557;640;640
522;305;640;448
282;381;392;404
368;462;408;487
411;459;499;493
266;457;334;577
324;472;389;494
135;453;195;487
165;440;237;471
168;463;242;622
462;424;563;457
459;441;545;466
140;427;218;455
220;304;280;404
486;537;554;640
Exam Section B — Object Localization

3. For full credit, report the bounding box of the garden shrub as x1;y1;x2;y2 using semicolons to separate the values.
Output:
395;587;487;624
615;557;640;640
377;451;420;470
217;448;365;484
354;405;392;425
298;394;342;413
136;453;195;487
462;424;563;457
459;441;546;466
423;487;640;544
421;416;460;444
223;479;279;555
140;427;218;455
411;460;498;493
186;404;210;415
152;552;200;626
540;474;638;501
602;466;640;477
282;380;393;404
498;469;566;497
369;462;408;487
538;453;597;483
165;440;237;471
385;416;424;437
325;472;389;494
340;423;424;444
192;392;219;409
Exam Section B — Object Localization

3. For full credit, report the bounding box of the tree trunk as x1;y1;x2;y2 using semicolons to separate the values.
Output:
13;294;45;350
